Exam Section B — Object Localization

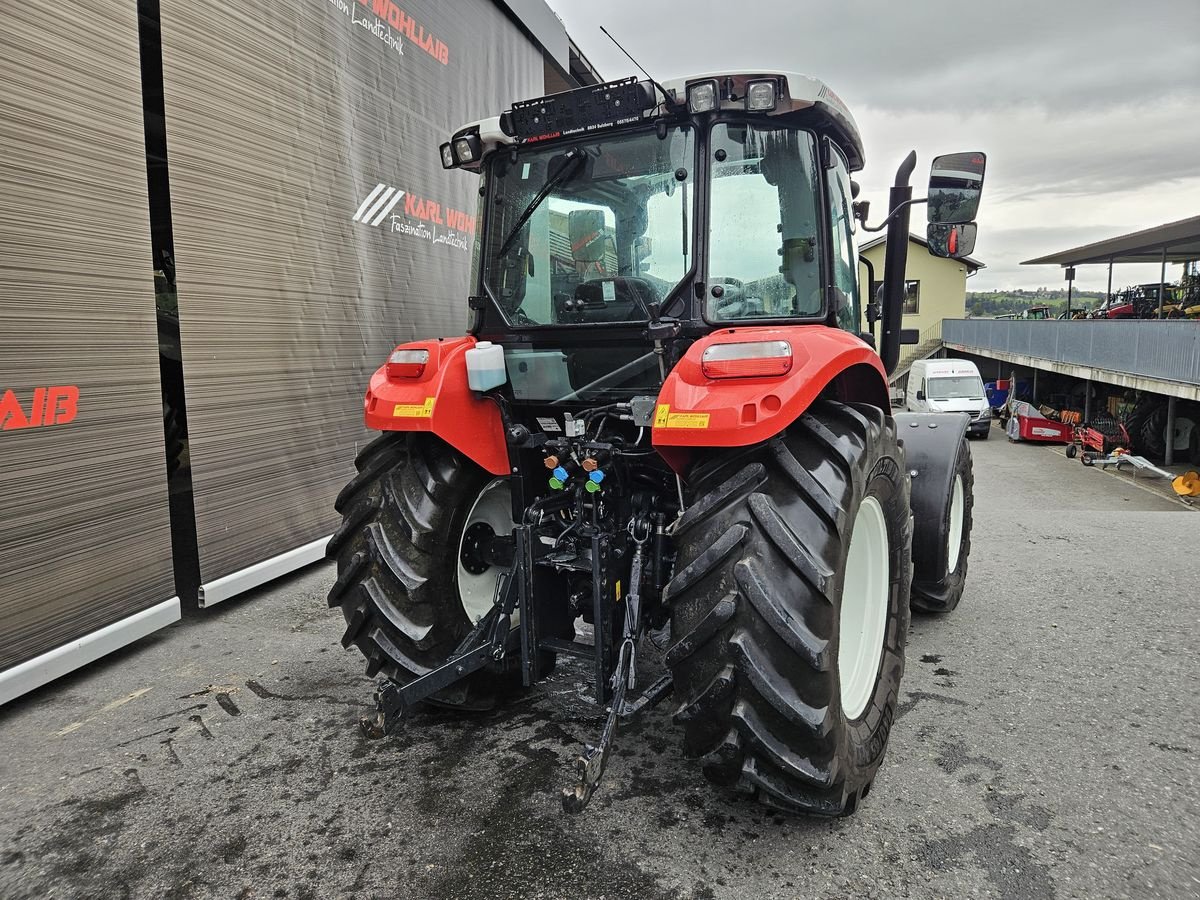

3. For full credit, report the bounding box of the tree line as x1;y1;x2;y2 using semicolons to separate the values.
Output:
966;289;1105;317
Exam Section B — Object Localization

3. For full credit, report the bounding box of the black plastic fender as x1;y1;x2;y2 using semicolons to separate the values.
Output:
893;412;969;584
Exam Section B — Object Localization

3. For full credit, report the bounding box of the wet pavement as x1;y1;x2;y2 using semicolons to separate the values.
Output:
1;433;1198;899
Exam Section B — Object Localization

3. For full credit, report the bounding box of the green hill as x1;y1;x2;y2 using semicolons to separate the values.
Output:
966;289;1105;318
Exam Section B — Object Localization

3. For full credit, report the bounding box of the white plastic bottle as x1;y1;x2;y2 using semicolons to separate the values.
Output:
465;340;507;391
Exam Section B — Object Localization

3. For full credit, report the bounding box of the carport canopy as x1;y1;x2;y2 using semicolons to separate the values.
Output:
1021;215;1200;266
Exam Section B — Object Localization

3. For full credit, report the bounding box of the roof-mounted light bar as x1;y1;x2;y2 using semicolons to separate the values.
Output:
686;76;782;115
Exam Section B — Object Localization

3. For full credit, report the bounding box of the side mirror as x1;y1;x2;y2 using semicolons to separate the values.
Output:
928;152;986;224
916;390;926;401
927;222;978;259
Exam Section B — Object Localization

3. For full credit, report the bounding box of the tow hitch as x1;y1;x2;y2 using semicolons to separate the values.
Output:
361;511;674;812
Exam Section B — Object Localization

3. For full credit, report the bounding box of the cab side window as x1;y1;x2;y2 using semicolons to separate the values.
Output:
826;141;861;333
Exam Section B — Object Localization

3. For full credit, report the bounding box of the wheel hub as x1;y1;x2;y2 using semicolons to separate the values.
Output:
456;479;515;624
839;496;890;721
459;521;497;576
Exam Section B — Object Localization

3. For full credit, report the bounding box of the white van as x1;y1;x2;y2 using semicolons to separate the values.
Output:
906;359;991;439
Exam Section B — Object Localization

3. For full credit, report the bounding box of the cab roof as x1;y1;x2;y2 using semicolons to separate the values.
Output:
446;71;865;172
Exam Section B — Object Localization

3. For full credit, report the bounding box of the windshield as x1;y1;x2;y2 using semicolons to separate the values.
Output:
707;123;822;321
928;375;985;400
481;127;695;326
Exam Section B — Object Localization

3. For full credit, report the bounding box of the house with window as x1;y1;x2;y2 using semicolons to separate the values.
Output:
857;232;984;338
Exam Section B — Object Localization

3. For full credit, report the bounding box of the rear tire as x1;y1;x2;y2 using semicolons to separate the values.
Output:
325;432;513;709
665;400;912;816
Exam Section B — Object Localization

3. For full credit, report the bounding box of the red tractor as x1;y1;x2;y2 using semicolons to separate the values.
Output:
327;72;985;815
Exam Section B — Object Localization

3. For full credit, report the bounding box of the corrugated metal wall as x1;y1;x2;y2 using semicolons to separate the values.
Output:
943;319;1200;386
0;1;176;670
156;0;543;590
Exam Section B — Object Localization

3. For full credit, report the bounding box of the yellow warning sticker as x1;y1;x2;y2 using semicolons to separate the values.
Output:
655;404;710;429
393;397;436;418
615;580;622;601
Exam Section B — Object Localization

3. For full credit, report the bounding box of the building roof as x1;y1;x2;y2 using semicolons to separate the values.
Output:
1021;215;1200;267
859;232;985;272
498;0;568;68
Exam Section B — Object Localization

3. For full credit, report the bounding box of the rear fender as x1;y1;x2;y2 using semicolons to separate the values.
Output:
653;326;890;472
894;411;969;581
363;336;508;475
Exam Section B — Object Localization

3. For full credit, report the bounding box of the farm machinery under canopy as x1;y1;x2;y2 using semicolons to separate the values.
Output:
327;71;986;814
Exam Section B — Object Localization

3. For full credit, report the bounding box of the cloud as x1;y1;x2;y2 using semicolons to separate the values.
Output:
545;0;1199;290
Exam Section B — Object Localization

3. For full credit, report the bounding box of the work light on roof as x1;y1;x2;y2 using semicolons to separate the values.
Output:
439;143;455;169
745;79;778;112
686;80;719;114
454;137;476;164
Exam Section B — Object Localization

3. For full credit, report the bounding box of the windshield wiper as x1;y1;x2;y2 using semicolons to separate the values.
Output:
497;148;585;257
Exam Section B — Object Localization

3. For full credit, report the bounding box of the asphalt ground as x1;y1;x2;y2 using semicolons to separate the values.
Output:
2;427;1198;900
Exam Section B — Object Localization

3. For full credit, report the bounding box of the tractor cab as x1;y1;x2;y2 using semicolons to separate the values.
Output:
447;75;867;357
437;74;981;408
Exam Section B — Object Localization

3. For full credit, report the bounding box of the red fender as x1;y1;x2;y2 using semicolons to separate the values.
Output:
652;326;889;472
363;336;509;475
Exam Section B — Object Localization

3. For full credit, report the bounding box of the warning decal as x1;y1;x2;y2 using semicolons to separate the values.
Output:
393;397;436;418
654;404;710;429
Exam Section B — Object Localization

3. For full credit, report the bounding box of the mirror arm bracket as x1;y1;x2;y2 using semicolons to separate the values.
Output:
859;197;928;233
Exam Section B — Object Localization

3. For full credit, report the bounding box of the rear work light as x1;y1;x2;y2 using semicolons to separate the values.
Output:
701;340;793;379
686;80;719;114
386;348;429;379
744;79;778;111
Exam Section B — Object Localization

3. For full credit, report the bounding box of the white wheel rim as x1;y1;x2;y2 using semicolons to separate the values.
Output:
456;479;513;624
839;496;890;721
947;474;965;576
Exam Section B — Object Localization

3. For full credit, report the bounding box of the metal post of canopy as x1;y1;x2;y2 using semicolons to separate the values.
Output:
1158;246;1167;319
1165;396;1177;466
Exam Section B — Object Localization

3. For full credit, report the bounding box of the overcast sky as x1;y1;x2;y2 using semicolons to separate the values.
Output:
544;0;1200;292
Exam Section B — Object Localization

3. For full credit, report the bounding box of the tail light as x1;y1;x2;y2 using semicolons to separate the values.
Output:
386;348;429;379
701;340;793;379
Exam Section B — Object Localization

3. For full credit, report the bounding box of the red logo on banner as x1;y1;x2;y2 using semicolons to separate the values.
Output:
0;386;79;431
356;0;449;64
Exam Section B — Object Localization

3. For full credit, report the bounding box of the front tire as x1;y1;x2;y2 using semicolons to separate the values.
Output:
910;438;974;614
325;432;511;708
665;401;912;816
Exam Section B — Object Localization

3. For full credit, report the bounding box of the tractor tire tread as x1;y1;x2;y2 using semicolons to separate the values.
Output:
666;399;911;816
327;433;498;707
